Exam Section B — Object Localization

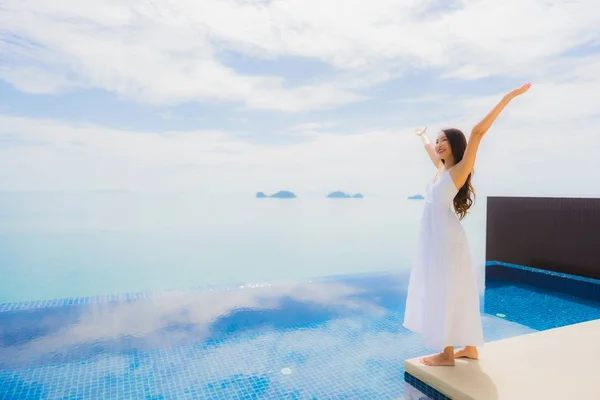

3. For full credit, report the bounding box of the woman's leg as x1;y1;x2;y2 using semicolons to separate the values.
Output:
454;346;479;359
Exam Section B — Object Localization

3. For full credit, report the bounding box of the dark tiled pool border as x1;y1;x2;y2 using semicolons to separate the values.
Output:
0;290;160;313
0;270;397;313
486;261;600;302
404;371;451;400
5;262;598;313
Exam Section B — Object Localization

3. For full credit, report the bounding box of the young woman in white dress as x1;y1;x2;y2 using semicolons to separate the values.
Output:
403;83;532;366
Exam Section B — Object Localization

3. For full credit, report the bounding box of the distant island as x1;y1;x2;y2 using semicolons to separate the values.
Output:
407;194;425;200
327;191;364;199
256;191;297;199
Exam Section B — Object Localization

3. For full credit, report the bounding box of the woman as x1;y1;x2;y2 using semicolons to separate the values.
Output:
403;83;532;366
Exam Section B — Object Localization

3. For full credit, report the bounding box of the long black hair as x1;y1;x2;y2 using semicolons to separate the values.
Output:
442;128;475;220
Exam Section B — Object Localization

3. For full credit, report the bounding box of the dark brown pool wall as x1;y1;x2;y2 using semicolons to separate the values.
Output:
485;196;600;280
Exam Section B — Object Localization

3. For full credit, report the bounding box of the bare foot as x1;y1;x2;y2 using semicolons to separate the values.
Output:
420;353;455;367
454;346;479;360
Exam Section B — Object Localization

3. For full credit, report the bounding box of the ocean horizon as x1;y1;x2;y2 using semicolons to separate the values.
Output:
0;191;488;304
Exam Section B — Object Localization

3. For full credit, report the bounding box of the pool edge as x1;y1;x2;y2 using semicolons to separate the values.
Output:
485;261;600;302
0;269;401;312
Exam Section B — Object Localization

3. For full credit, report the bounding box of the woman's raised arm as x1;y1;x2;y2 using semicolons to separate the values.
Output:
415;127;442;168
450;83;532;189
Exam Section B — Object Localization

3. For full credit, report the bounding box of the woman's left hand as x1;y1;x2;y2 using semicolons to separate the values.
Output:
506;83;532;100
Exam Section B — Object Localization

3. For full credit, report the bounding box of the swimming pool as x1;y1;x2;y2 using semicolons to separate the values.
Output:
2;271;599;399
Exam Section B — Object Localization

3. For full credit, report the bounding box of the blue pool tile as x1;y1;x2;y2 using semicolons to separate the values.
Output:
405;372;450;400
486;261;600;302
1;271;599;399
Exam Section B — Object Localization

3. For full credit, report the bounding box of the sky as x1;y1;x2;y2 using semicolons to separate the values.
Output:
1;0;599;197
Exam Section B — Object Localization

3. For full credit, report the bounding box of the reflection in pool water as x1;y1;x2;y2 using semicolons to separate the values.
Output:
1;272;599;399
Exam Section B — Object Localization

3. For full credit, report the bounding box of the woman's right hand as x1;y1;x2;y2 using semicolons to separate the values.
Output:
415;127;427;137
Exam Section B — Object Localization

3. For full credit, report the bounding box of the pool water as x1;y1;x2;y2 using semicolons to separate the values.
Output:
484;279;600;330
1;272;599;400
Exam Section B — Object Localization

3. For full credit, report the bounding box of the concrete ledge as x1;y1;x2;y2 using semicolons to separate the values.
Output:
405;319;600;400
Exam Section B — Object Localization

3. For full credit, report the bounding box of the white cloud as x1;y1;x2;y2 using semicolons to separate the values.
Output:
0;280;383;367
1;0;600;111
0;114;422;193
3;304;536;398
0;0;599;196
1;100;599;198
0;65;80;93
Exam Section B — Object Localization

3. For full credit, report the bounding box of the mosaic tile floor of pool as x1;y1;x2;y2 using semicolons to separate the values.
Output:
1;273;599;400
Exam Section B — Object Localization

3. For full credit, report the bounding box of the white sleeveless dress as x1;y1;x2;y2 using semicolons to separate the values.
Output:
403;169;484;350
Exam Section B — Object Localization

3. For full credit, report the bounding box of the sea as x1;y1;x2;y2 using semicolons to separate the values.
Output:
0;191;488;304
